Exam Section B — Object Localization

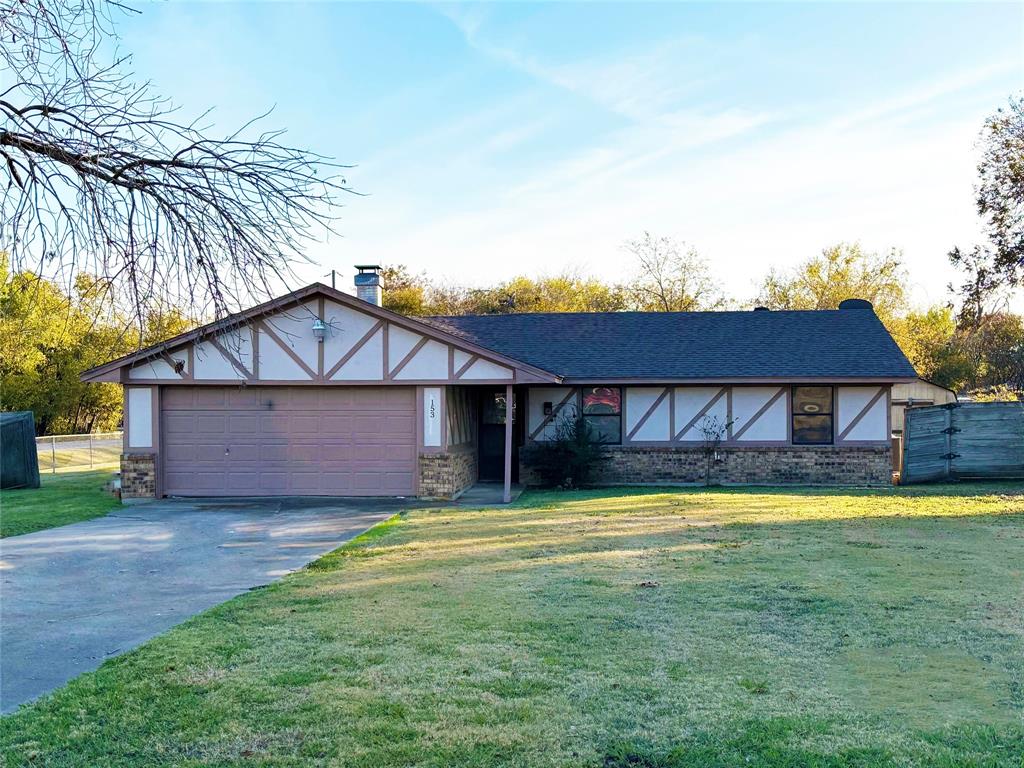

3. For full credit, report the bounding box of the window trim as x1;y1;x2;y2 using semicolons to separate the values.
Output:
791;385;834;446
581;386;622;445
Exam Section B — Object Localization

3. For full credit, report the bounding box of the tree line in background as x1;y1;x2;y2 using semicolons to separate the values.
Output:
0;255;193;435
2;96;1021;434
381;238;1023;400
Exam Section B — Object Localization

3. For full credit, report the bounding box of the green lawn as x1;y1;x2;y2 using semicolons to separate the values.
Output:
2;485;1023;766
0;470;120;538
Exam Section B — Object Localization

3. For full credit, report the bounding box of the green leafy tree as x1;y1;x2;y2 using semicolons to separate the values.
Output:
755;243;907;324
467;274;626;315
0;260;193;434
950;96;1024;322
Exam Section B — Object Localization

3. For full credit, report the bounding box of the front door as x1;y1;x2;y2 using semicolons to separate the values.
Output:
478;388;516;482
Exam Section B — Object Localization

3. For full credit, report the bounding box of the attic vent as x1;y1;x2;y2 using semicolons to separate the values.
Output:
753;306;770;312
838;298;873;311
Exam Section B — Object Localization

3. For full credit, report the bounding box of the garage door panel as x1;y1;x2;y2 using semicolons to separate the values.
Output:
291;415;321;433
195;389;227;407
384;415;414;434
227;472;259;490
259;414;290;433
198;443;228;461
229;415;259;433
321;415;353;432
164;414;195;434
226;444;259;462
225;388;259;407
291;472;321;491
196;416;226;434
383;472;415;492
259;473;289;492
387;445;416;462
193;472;228;490
162;386;416;496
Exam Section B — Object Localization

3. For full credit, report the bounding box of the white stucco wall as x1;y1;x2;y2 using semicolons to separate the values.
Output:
837;386;888;441
732;386;788;442
395;339;449;380
262;300;320;372
331;326;384;380
673;386;728;442
460;358;513;380
129;357;184;380
258;327;311;380
127;387;153;449
193;327;252;379
527;387;579;441
625;387;671;441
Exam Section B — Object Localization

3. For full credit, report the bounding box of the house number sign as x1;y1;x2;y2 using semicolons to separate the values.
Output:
423;387;442;447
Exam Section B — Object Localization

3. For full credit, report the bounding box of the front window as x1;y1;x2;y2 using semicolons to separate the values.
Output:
582;387;621;444
792;386;833;445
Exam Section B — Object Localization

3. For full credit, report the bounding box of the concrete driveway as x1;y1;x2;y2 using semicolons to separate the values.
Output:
0;496;421;713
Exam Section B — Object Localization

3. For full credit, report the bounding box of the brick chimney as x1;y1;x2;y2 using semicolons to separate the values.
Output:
354;265;382;306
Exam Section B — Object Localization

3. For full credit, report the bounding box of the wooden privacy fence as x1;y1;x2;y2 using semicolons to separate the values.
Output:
901;402;1024;483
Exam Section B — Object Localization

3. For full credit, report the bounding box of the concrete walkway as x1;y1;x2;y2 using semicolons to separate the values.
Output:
0;496;423;713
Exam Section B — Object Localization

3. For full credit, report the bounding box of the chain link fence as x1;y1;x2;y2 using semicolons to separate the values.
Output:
35;432;123;473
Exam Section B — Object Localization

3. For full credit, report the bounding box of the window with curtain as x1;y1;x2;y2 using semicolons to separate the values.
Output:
792;386;833;445
582;387;621;444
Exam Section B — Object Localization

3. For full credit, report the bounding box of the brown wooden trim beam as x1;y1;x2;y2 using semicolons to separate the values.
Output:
389;336;430;379
257;320;317;380
674;386;727;441
837;386;887;442
454;354;479;379
528;388;578;440
324;320;384;379
626;387;670;440
731;387;786;441
205;335;253;380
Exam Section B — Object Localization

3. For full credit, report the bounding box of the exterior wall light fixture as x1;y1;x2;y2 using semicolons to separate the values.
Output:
312;317;327;342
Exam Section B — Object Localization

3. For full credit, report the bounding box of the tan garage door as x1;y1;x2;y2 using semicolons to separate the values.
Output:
161;386;416;496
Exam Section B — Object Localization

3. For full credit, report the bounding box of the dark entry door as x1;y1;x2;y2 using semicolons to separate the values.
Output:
478;388;516;482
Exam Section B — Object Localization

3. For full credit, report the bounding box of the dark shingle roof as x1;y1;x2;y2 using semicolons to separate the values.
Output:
425;308;917;380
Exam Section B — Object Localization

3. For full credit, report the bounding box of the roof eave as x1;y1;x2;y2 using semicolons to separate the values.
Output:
80;283;561;384
559;375;920;385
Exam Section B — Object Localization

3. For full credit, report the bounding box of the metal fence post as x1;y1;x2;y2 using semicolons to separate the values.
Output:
89;433;94;468
51;436;56;474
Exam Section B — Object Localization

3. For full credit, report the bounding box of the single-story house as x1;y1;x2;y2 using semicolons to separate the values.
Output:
81;266;918;500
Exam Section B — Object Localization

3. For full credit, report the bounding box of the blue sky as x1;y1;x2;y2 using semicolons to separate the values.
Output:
121;2;1022;307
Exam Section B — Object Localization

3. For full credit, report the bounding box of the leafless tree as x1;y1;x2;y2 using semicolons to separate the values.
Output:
1;0;353;326
622;232;725;312
696;414;732;486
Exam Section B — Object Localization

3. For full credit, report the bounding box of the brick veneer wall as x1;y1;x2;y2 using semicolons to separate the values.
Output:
522;445;892;487
418;449;478;499
121;453;157;498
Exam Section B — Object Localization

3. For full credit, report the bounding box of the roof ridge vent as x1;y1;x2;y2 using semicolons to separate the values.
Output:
838;298;873;311
753;306;770;312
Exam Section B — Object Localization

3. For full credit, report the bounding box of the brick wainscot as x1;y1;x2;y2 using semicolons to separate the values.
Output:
522;445;892;487
418;448;479;499
120;453;157;498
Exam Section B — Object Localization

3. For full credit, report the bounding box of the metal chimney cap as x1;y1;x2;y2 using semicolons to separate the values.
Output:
354;264;382;272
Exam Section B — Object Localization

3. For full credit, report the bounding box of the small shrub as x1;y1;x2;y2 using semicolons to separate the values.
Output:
520;413;604;488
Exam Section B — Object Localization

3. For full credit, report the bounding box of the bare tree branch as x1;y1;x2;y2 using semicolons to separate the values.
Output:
1;0;354;326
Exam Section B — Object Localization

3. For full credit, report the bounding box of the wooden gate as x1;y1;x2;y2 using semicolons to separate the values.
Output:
902;402;1024;483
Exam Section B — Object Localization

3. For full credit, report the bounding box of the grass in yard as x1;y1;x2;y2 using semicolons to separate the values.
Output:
2;484;1023;766
0;469;120;538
